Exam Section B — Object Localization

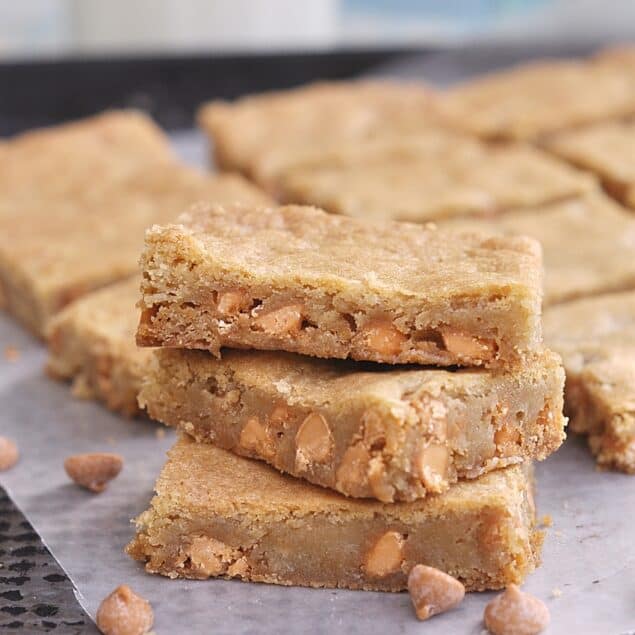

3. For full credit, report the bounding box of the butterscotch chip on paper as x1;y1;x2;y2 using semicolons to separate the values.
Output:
127;436;543;592
544;290;635;473
484;584;549;635
279;143;594;223
0;437;19;471
440;59;635;141
137;203;544;369
64;452;123;492
447;192;635;306
96;584;153;635
407;565;465;620
139;348;566;502
197;80;441;190
0;111;271;336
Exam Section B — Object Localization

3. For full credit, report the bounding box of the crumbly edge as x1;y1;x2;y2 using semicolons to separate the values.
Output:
46;313;145;417
139;350;565;502
126;466;541;592
564;374;635;473
137;237;541;369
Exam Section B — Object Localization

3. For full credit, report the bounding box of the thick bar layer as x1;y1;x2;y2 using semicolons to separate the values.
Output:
544;291;635;473
197;80;441;190
137;204;543;369
127;437;542;592
546;121;635;208
279;144;594;223
140;348;565;502
46;278;149;417
447;192;635;306
440;59;635;141
0;121;270;336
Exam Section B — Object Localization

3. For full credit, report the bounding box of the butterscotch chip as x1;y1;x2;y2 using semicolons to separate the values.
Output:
484;584;550;635
295;412;333;469
64;452;123;492
96;584;153;635
363;531;405;578
3;346;19;362
407;564;465;620
416;444;449;492
239;417;275;459
335;443;371;495
127;437;543;592
137;203;543;369
441;329;495;362
253;304;304;336
217;289;250;315
0;437;19;471
359;319;406;357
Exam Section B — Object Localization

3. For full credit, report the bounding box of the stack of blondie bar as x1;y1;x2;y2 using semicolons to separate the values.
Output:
126;202;566;592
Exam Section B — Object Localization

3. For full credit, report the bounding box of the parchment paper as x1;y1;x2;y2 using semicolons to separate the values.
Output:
1;130;634;635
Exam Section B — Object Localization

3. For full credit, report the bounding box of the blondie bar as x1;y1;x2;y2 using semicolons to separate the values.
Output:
544;291;635;473
279;144;594;222
46;278;149;416
137;204;543;368
447;192;635;306
546;121;635;207
139;348;565;502
0;156;270;336
127;436;542;592
440;60;635;141
198;80;442;190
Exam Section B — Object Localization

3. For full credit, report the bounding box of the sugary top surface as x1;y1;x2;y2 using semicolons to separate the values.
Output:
146;203;543;304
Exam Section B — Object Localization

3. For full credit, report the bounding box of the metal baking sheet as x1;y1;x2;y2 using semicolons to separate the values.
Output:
0;117;634;635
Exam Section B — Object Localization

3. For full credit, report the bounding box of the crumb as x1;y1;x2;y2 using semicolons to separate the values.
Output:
64;452;123;493
0;437;19;471
96;584;153;635
551;587;562;598
106;436;117;445
4;346;20;362
541;514;553;527
155;428;166;440
554;530;563;538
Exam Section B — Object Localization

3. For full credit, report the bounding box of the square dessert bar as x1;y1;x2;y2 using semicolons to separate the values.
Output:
447;192;635;306
46;278;150;417
279;143;594;223
197;80;442;190
0;156;271;336
546;121;635;208
137;204;544;368
140;348;565;502
127;436;543;592
440;59;635;141
0;110;174;208
544;291;635;473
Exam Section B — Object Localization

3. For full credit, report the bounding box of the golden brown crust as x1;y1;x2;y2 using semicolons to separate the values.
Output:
440;59;635;141
46;278;150;417
544;291;635;473
127;437;542;592
197;80;440;190
279;143;594;223
137;203;543;369
139;347;565;501
447;192;635;306
0;113;271;336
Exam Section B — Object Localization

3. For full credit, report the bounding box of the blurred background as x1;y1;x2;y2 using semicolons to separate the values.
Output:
1;0;634;133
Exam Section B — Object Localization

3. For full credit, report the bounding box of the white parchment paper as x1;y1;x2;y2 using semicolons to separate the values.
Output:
0;131;634;635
